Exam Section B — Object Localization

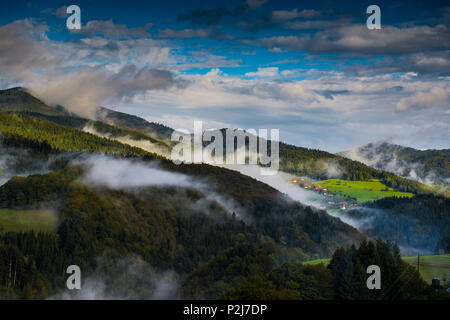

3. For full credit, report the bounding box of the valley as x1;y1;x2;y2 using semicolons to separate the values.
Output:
0;88;447;300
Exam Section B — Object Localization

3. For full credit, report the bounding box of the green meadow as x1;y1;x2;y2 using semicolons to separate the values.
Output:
304;254;450;285
403;254;450;283
0;209;57;233
302;258;331;265
317;179;413;202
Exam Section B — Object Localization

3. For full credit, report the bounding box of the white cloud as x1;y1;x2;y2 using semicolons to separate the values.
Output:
397;87;449;111
251;24;450;55
0;17;448;152
245;67;279;77
31;66;174;118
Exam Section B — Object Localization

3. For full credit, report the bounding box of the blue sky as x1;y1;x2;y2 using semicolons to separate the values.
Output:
0;0;449;152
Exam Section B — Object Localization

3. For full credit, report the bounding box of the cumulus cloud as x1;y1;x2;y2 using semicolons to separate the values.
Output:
128;68;450;151
250;24;450;55
0;20;62;80
397;87;449;111
0;20;177;118
31;65;174;118
1;8;448;154
245;67;279;77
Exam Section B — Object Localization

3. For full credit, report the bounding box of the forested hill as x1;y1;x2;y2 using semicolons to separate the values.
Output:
278;142;433;194
0;107;366;247
0;105;366;299
0;87;65;116
96;107;174;141
342;194;449;253
0;88;446;300
339;141;450;186
0;87;434;196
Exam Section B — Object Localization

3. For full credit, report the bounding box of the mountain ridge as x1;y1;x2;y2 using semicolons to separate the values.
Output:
0;87;437;196
339;141;450;190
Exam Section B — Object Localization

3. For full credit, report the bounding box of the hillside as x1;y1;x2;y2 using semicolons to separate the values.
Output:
342;194;449;254
0;110;366;298
97;107;174;141
0;88;446;300
0;87;65;117
0;88;434;196
339;142;450;188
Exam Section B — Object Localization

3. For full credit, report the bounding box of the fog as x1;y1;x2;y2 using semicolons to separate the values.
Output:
50;256;180;300
340;206;442;255
79;156;191;189
0;143;66;186
340;142;444;186
82;124;171;158
219;163;328;209
77;155;247;220
31;66;174;119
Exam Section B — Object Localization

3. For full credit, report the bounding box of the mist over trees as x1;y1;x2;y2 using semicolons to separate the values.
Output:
0;89;447;300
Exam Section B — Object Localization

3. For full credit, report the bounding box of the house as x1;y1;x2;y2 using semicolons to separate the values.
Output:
313;184;323;191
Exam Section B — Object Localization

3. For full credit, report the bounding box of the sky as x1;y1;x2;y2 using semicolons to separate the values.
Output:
0;0;449;152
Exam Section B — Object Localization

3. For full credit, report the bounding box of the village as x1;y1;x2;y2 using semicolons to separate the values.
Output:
288;177;358;211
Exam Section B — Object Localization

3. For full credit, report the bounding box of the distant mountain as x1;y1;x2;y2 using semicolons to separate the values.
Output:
0;88;173;157
0;87;446;300
0;87;65;116
97;107;174;141
339;142;450;187
0;90;367;298
0;87;434;195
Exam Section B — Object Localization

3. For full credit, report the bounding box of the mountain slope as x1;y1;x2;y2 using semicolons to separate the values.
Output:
0;87;434;196
339;142;450;188
0;87;65;116
97;107;174;141
341;195;449;254
0;87;445;300
0;114;365;298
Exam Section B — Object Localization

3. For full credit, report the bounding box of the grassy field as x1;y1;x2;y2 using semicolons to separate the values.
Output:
317;179;413;202
0;209;57;233
303;254;450;284
403;254;450;283
303;258;331;265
